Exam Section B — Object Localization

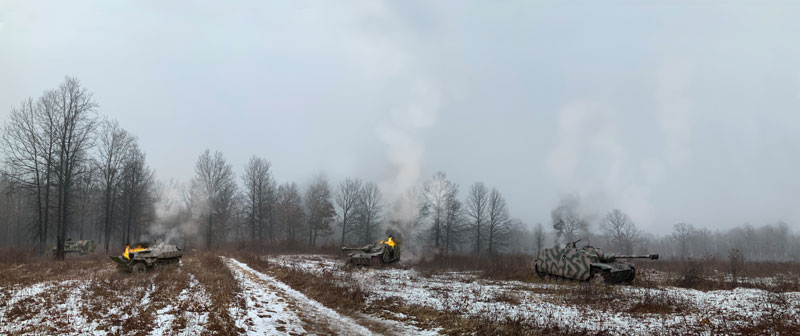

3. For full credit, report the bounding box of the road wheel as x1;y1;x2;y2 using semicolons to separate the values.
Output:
131;262;147;273
535;261;547;279
370;256;382;268
590;267;611;284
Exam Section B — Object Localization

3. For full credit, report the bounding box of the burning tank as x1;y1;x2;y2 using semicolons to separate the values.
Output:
534;239;658;284
109;241;182;273
342;235;401;267
51;238;97;256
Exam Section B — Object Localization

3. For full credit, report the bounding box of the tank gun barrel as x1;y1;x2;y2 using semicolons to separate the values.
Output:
341;246;369;251
611;254;659;260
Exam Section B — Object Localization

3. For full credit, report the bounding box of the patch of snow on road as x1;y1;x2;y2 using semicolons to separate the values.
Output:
225;257;373;336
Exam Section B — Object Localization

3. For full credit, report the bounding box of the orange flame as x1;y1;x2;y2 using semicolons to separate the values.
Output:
123;245;147;260
379;237;395;248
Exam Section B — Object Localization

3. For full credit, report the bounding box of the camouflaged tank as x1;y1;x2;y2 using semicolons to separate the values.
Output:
342;236;401;267
51;238;98;256
109;241;182;273
535;239;658;284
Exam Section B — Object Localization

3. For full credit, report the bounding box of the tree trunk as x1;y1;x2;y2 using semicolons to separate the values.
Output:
476;220;481;256
365;215;371;245
340;212;347;247
206;211;213;249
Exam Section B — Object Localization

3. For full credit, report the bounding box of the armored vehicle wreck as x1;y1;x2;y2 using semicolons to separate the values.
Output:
109;242;182;273
535;239;658;284
342;235;401;267
51;239;98;256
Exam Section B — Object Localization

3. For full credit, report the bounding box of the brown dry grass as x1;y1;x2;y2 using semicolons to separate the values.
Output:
0;252;109;288
735;291;800;334
637;258;800;292
232;251;590;336
412;254;539;282
182;251;245;335
625;289;694;316
218;241;342;257
371;296;588;336
234;251;368;314
1;249;246;335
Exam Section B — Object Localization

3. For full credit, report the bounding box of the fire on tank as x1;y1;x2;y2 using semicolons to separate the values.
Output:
341;234;401;267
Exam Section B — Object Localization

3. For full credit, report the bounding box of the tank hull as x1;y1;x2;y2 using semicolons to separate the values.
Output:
110;243;182;273
535;242;654;285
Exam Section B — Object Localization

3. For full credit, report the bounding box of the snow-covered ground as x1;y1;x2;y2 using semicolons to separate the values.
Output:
225;257;373;335
148;274;210;336
0;267;213;335
0;279;106;334
268;254;800;335
2;255;796;335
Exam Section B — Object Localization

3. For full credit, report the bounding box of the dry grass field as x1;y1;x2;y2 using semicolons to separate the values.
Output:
1;249;798;335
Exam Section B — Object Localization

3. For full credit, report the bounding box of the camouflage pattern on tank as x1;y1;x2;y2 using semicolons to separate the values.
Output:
535;239;658;284
51;239;98;256
109;241;182;273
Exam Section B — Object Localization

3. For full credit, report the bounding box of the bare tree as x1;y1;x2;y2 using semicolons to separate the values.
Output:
533;222;546;254
486;188;510;255
356;181;383;244
276;182;303;244
507;219;529;254
304;175;334;247
50;77;98;260
551;195;587;245
192;149;236;249
242;156;274;242
421;171;458;249
72;162;99;241
671;222;694;260
96;119;133;253
466;182;489;255
442;197;466;254
600;209;640;255
2;97;55;255
119;144;155;246
335;178;362;246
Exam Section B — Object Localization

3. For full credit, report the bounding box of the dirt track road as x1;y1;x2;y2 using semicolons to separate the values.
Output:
224;257;373;336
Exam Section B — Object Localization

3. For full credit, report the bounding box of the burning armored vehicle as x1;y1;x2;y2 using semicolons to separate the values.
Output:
109;241;182;273
535;239;658;284
342;235;401;267
51;238;98;256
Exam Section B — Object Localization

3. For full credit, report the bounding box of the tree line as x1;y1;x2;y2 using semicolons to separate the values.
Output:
0;78;522;256
540;195;800;262
1;77;154;259
1;77;798;262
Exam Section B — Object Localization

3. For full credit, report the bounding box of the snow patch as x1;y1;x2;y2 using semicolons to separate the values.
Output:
224;257;373;336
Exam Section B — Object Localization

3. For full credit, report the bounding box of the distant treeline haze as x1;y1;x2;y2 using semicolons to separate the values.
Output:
1;77;798;262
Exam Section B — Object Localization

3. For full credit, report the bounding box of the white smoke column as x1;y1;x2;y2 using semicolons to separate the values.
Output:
149;178;204;247
378;78;440;207
546;102;656;231
375;78;441;262
344;4;443;250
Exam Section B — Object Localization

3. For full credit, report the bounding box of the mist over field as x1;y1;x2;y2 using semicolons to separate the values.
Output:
3;1;800;239
1;2;799;335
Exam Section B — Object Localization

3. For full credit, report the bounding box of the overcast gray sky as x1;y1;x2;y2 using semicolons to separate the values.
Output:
2;1;799;235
